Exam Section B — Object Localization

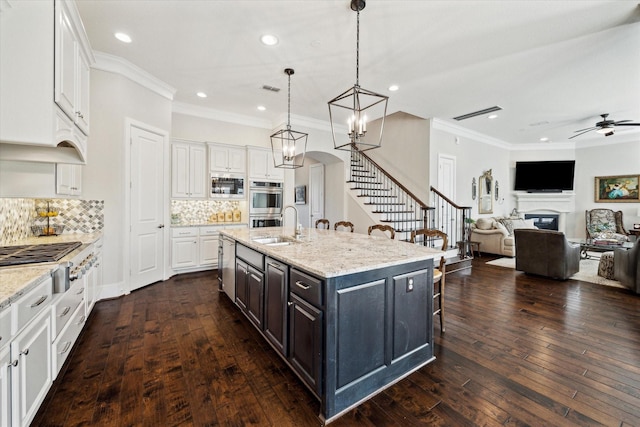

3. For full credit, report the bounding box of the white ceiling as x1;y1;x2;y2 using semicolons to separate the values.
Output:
75;0;640;146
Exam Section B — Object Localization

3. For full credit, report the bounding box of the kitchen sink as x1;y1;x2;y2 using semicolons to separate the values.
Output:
252;236;297;246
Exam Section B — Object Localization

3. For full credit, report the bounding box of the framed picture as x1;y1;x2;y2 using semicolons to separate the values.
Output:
595;175;640;202
295;185;306;204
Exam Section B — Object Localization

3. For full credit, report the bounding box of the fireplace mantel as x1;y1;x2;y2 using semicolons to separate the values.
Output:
514;192;575;233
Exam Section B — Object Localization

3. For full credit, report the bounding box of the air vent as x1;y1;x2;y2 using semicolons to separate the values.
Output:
262;85;281;92
453;106;503;121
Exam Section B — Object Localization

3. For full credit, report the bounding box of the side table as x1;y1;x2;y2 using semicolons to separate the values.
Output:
457;240;481;259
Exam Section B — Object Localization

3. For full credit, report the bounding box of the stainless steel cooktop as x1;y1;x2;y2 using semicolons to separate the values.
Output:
0;241;82;267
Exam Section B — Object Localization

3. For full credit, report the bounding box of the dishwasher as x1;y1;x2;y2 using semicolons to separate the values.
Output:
219;235;236;301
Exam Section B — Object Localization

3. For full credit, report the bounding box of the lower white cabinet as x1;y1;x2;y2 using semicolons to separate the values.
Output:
172;226;245;272
11;308;52;427
52;303;85;376
199;227;219;267
0;344;10;427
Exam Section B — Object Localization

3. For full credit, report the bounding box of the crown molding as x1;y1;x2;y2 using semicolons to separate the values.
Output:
172;102;273;129
92;51;176;101
431;118;512;150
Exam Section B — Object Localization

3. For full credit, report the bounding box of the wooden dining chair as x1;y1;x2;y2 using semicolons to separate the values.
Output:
334;221;354;232
315;219;330;229
367;224;395;239
410;228;448;333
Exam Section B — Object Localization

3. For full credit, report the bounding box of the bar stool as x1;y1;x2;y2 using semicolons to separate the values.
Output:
368;224;395;239
315;219;330;229
334;221;354;232
410;228;448;333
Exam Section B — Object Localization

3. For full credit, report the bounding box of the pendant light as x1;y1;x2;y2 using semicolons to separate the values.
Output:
271;68;308;169
328;0;388;151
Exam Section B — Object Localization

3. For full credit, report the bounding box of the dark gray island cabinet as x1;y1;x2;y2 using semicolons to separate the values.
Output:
220;227;440;424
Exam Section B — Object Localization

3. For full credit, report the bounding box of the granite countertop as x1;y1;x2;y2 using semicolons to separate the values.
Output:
0;232;103;310
220;227;442;279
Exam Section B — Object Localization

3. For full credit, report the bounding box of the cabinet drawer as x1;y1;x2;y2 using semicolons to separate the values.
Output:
52;302;85;377
51;279;84;340
0;307;10;349
13;276;53;335
290;269;323;308
237;244;264;271
200;227;219;236
172;228;198;238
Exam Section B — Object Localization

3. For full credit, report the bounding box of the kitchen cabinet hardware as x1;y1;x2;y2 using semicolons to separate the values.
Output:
59;307;71;317
59;342;71;355
295;281;310;290
20;349;29;356
77;316;86;325
10;360;18;367
30;296;48;308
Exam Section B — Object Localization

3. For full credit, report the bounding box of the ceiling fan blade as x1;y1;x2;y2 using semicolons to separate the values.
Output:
614;123;640;126
569;128;596;139
573;126;598;133
612;119;632;124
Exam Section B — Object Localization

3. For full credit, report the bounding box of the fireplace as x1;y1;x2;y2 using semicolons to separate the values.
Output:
525;214;559;231
514;192;575;234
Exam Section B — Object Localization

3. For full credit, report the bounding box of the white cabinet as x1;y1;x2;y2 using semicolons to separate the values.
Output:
171;228;199;269
172;142;207;198
56;163;82;196
11;309;52;427
199;227;220;267
0;344;10;427
0;0;93;160
248;147;284;182
209;144;246;174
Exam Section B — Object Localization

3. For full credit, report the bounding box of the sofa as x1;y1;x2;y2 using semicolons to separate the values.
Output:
470;217;537;257
514;229;581;280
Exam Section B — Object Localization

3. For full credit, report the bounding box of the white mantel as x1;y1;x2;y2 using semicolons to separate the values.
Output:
514;192;575;233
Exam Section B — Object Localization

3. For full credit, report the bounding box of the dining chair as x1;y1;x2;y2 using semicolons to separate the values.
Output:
367;224;395;239
334;221;354;232
410;228;448;333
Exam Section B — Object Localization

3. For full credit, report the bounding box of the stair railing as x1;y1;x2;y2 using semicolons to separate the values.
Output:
350;147;434;242
430;186;472;251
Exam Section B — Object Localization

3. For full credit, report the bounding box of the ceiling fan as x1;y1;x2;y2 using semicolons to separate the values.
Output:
569;113;640;139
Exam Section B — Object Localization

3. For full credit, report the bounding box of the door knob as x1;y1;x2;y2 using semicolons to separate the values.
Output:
157;224;165;228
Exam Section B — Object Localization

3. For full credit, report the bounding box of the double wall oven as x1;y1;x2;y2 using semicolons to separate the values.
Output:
249;181;283;228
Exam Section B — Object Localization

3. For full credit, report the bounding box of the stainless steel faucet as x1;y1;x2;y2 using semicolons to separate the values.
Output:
282;205;301;239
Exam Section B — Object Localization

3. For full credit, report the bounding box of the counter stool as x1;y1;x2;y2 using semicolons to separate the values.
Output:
334;221;354;232
315;219;330;229
368;224;395;239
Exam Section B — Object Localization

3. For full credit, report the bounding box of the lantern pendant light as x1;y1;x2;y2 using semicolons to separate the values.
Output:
271;68;308;169
328;0;388;152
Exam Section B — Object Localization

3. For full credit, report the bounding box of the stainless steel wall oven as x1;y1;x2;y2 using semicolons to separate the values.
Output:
249;181;283;228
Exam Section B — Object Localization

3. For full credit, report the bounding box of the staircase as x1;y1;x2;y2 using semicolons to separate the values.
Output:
347;148;472;272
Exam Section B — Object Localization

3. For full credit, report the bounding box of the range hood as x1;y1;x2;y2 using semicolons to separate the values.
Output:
0;141;86;165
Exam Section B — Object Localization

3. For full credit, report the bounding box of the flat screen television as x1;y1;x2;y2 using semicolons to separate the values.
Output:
514;160;575;192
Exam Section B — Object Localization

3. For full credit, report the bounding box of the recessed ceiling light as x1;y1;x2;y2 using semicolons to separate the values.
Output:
196;92;207;98
388;85;399;91
114;32;132;43
257;105;266;111
487;114;498;120
539;137;549;142
260;34;278;46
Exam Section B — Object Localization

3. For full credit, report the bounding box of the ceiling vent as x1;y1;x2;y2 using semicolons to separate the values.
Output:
262;85;280;92
453;106;502;121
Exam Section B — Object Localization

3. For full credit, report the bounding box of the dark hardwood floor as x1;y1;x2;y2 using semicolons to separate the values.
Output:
33;257;640;426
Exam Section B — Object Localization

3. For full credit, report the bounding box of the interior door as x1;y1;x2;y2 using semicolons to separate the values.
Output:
309;164;325;227
130;126;165;291
437;154;456;232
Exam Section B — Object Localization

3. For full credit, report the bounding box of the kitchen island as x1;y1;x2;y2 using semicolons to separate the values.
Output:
219;226;442;424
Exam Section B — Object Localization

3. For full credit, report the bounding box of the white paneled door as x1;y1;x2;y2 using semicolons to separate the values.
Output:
309;164;325;227
130;126;165;291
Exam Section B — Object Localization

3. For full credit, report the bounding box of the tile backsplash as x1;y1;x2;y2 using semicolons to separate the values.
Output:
0;198;104;245
171;200;246;224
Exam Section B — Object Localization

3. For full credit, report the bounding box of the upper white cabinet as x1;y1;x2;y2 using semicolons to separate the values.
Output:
0;0;93;161
209;143;246;174
172;141;207;198
56;163;82;196
248;147;284;182
55;0;91;135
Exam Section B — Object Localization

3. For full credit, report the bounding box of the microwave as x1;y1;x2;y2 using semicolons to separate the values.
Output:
211;174;244;198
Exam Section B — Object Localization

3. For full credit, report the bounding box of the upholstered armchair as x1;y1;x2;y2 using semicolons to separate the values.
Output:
614;240;640;293
585;209;629;241
514;229;580;280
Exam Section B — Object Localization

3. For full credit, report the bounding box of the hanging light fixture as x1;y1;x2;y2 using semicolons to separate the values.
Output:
328;0;388;151
270;68;308;169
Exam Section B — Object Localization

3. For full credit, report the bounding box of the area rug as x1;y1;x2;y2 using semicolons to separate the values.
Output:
485;256;626;289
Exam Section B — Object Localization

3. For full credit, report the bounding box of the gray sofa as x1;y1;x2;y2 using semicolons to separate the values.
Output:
614;239;640;293
514;229;580;280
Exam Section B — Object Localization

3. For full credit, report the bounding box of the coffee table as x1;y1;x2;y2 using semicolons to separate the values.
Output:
570;239;633;259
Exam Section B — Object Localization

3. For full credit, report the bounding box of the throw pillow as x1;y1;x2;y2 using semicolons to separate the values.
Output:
497;218;515;235
475;217;494;230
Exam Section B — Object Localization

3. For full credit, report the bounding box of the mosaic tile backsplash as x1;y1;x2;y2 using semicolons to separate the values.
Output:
171;200;246;224
0;198;104;245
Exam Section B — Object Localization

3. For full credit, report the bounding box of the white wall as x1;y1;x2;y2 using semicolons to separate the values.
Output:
86;69;172;292
0;160;56;197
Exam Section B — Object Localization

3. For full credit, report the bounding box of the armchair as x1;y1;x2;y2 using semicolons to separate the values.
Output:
614;240;640;293
585;209;628;241
514;229;580;280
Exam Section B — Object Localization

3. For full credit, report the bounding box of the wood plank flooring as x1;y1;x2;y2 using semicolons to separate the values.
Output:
33;257;640;426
